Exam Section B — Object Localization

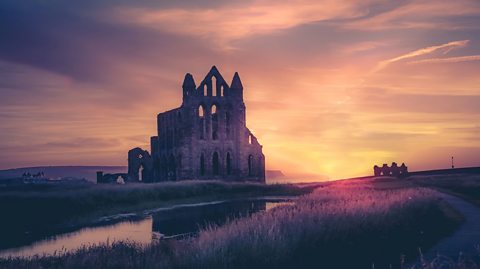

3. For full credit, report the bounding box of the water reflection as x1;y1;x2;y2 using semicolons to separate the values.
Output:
0;199;292;258
0;218;153;258
151;200;274;238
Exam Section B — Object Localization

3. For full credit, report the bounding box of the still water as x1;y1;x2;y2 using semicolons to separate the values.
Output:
0;198;292;258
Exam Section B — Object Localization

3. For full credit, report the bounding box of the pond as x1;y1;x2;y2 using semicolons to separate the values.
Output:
0;197;293;258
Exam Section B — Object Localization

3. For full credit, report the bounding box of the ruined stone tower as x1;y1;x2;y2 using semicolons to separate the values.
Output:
127;66;265;183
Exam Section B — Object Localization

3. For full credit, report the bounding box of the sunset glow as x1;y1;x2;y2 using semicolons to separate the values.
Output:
1;0;479;179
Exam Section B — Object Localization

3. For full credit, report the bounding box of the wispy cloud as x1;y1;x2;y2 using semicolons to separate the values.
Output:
342;41;389;54
112;1;378;48
409;55;480;64
345;0;480;31
373;40;469;72
1;1;480;177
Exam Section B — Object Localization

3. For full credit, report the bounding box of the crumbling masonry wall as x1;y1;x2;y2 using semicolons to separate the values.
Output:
128;66;265;183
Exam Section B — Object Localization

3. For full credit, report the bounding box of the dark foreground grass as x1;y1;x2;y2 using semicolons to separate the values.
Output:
0;180;311;249
412;174;480;206
0;180;462;269
414;250;480;269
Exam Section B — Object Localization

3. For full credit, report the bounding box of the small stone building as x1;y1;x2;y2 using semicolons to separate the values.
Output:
127;66;265;183
373;162;408;178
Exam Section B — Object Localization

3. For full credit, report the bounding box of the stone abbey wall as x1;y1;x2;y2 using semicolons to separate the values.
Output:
373;162;408;178
126;66;265;183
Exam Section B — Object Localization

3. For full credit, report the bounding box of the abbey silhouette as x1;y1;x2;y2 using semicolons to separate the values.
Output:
127;66;265;183
373;162;408;177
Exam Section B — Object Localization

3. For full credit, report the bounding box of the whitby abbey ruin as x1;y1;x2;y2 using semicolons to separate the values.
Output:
124;66;265;183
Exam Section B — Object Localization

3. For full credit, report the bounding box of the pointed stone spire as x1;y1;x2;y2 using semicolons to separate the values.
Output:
207;66;221;80
182;73;196;89
182;73;196;102
230;72;243;90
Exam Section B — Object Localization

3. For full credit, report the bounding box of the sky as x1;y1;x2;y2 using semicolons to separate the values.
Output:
1;0;479;179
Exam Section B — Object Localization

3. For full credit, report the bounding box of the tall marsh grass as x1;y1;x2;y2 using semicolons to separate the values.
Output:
182;182;458;268
0;180;308;249
0;180;461;269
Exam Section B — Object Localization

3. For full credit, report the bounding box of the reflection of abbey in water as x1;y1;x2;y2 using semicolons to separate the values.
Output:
127;66;265;183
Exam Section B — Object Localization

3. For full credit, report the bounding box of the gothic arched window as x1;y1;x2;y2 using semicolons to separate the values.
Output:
226;152;232;175
212;152;220;175
211;104;218;140
212;76;217;97
198;105;205;139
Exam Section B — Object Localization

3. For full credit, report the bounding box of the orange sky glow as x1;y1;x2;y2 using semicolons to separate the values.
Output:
1;0;479;179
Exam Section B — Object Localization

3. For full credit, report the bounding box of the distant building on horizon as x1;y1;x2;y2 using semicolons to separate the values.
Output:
373;162;408;178
126;66;265;183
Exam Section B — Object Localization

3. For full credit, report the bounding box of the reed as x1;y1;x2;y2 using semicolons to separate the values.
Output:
0;180;462;269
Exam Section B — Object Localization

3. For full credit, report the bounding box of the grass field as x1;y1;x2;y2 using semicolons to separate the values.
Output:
0;180;312;249
0;178;462;269
412;174;480;206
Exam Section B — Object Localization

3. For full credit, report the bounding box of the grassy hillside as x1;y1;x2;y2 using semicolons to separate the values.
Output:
0;179;462;269
413;173;480;205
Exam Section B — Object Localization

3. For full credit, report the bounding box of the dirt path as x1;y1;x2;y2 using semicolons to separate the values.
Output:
422;192;480;261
